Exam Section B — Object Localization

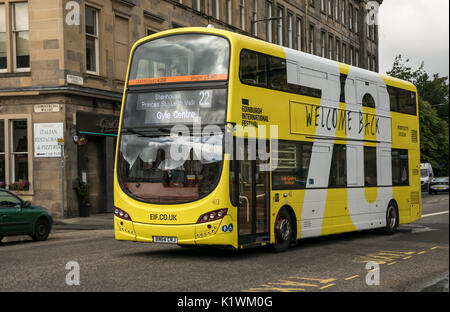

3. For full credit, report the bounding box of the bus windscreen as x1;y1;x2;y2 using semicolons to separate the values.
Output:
128;34;230;85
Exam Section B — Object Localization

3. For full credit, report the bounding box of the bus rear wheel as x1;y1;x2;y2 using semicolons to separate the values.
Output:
272;208;293;252
383;202;398;235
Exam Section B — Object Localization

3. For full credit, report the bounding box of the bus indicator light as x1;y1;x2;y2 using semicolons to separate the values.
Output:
114;207;132;221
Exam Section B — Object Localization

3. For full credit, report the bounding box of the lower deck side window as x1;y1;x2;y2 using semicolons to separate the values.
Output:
392;149;409;186
364;146;377;187
272;140;313;190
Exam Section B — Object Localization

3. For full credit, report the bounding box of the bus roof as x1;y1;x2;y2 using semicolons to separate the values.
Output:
134;27;417;93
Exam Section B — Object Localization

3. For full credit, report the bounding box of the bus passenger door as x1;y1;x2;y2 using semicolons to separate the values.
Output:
237;140;270;246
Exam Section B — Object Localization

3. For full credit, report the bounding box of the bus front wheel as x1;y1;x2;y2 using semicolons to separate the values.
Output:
272;208;293;252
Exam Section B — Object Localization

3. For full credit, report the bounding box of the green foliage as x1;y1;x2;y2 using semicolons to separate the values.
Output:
76;177;89;204
387;55;449;176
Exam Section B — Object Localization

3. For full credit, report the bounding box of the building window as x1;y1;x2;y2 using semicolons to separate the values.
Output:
277;6;283;46
266;1;272;43
327;0;332;16
328;34;333;59
350;46;354;65
12;2;29;71
373;56;377;71
341;0;345;25
0;120;4;187
193;0;205;12
0;117;31;192
348;4;353;31
355;49;359;67
355;8;358;33
287;13;293;49
367;53;371;70
309;24;315;54
227;0;232;25
10;120;28;190
364;146;377;187
147;28;157;36
240;0;245;30
0;4;6;71
366;20;370;39
296;18;302;51
252;0;257;35
335;0;339;20
114;15;129;80
321;31;326;57
342;43;346;63
321;0;325;12
85;6;99;74
335;38;340;61
212;0;219;19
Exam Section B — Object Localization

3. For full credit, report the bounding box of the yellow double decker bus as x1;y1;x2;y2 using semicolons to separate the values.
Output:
114;27;421;251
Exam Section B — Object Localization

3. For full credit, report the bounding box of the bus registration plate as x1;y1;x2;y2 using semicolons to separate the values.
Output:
153;236;178;244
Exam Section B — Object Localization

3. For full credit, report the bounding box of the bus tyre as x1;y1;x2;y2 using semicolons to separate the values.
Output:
383;203;398;235
32;218;51;241
272;208;293;252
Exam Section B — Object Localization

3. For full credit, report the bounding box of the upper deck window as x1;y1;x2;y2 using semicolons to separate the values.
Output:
387;86;417;115
128;34;229;86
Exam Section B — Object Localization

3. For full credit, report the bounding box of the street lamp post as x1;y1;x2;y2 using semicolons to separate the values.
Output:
250;16;282;38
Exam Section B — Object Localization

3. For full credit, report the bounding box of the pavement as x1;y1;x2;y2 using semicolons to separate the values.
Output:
53;213;114;231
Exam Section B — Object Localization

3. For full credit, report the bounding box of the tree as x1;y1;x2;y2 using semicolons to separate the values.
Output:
387;55;449;176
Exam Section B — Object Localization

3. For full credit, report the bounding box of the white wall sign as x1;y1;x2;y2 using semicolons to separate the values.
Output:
67;74;84;86
34;104;60;113
34;123;64;157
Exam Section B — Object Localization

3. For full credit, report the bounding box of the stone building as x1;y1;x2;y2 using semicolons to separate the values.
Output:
0;0;381;217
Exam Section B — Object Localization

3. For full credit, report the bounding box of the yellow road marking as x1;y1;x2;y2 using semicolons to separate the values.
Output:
320;283;336;290
430;246;449;250
378;250;415;255
244;287;305;292
418;251;426;255
244;284;302;292
344;275;359;281
403;256;412;260
267;280;318;288
289;277;336;284
387;262;396;266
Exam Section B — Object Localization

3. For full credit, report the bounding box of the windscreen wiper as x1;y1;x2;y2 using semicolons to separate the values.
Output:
120;127;172;137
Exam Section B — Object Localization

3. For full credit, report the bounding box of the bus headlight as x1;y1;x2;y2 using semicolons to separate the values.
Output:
197;209;228;223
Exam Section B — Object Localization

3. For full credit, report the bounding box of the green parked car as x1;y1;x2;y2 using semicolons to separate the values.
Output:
0;188;53;243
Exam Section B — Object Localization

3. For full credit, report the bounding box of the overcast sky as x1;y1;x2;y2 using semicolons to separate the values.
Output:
378;0;449;78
